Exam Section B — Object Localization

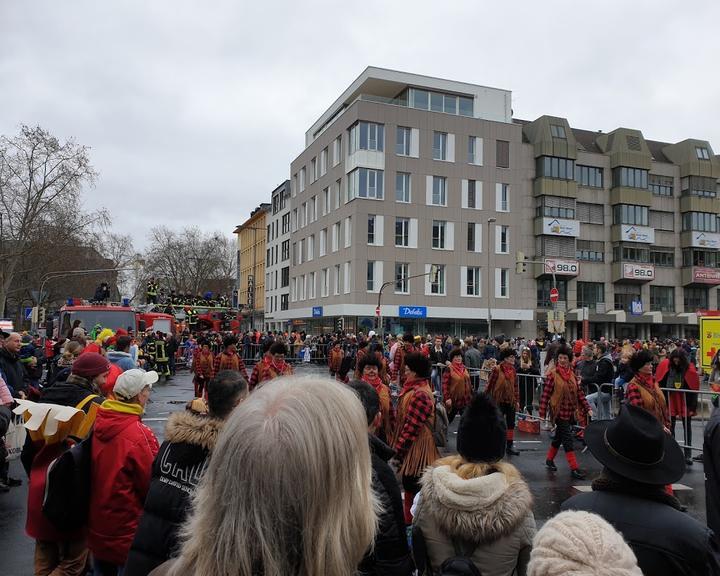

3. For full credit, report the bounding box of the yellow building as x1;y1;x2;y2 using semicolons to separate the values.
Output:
234;203;270;330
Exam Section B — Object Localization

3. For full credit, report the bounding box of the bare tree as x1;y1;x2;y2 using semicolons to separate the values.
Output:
0;125;107;313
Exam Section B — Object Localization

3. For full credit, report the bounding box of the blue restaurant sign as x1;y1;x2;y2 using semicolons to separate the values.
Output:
312;306;323;317
399;306;427;318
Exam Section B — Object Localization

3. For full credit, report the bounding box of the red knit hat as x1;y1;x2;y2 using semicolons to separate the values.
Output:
71;352;111;379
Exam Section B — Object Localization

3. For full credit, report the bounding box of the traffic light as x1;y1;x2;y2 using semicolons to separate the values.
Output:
515;251;527;274
335;317;344;333
38;307;46;324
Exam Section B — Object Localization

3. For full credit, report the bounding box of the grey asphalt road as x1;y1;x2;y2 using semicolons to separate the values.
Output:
0;364;709;576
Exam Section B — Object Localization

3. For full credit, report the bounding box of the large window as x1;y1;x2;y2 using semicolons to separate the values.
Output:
280;294;289;311
649;210;674;231
348;168;384;200
696;146;711;160
498;269;509;298
575;165;604;188
319;229;326;257
649;248;674;267
466;266;481;296
684;287;708;311
467;180;479;208
682;212;718;233
496;140;510;168
430;265;446;295
281;240;290;261
367;261;376;292
395;217;410;247
614;285;641;312
467;223;477;252
536;156;575;180
537;279;568;307
349;121;384;153
681;176;718;198
406;88;473;117
433;131;448;161
431;176;447;206
281;267;290;288
683;249;720;268
649;174;673;196
468;136;482;164
396;172;411;203
650;286;675;312
577;282;605;311
550;124;566;139
396;126;411;156
395;262;409;293
613;204;649;226
432;220;447;249
576;202;604;224
612;167;648;189
536;236;576;258
497;183;510;212
576;240;604;262
498;225;509;253
537;195;575;219
613;244;649;263
367;215;376;244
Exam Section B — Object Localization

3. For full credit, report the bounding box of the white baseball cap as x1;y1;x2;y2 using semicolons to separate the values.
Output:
368;330;376;338
113;369;158;401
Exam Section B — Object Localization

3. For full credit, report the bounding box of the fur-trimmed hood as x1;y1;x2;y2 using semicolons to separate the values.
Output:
164;410;224;451
418;461;533;543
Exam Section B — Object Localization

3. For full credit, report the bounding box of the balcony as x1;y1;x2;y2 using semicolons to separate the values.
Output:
612;262;655;283
680;230;720;249
533;178;578;198
533;217;580;238
680;194;720;214
610;224;655;244
682;266;720;286
610;187;652;206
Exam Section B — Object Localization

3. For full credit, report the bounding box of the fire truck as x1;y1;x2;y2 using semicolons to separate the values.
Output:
56;299;176;338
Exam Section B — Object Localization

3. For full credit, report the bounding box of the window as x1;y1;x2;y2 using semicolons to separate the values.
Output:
290;277;296;302
367;261;375;291
281;294;289;311
291;208;298;232
650;286;674;312
429;265;446;295
282;213;290;234
496;183;510;212
320;148;328;177
332;222;340;252
349;121;384;153
613;205;649;226
496;225;509;254
307;235;315;261
333;137;341;166
496;140;510;168
319;228;327;257
577;282;604;311
343;262;351;294
311;157;317;182
536;236;575;258
684;287;708;311
612;244;649;263
395;217;410;247
367;215;376;244
681;176;718;198
536;156;575;180
344;216;352;248
649;174;673;196
432;220;446;249
649;210;674;231
321;268;329;297
614;284;641;311
683;249;720;268
299;167;306;192
297;239;304;265
334;179;341;209
468;136;482;165
497;268;509;298
683;212;718;233
396;172;411;203
333;265;340;295
348;168;384;200
281;240;290;261
322;188;329;215
466;180;480;209
396;126;411;156
299;202;307;228
575;165;604;188
649;248;674;267
431;176;447;206
537;195;576;219
696;146;711;160
537;279;568;307
310;196;317;223
465;266;481;296
575;202;603;224
576;240;604;262
612;167;648;189
308;271;316;299
550;124;566;139
281;267;289;288
433;131;448;161
395;263;409;293
467;223;481;252
407;88;472;116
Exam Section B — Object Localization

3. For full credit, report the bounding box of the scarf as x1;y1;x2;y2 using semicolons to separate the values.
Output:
500;362;516;379
362;375;383;389
555;363;573;382
635;371;655;390
450;362;467;377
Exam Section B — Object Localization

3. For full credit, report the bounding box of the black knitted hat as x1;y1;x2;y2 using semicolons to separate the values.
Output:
457;393;507;463
498;347;517;361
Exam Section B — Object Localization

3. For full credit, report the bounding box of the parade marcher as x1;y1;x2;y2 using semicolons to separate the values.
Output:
625;349;670;429
540;345;592;479
391;352;440;525
528;511;643;576
213;336;248;381
89;369;160;576
125;371;248;576
392;333;417;388
655;348;699;465
486;347;521;456
328;341;344;378
150;377;376;576
347;380;415;576
192;339;215;398
248;341;293;390
358;354;394;444
517;346;540;415
562;405;720;576
441;348;471;425
413;393;536;576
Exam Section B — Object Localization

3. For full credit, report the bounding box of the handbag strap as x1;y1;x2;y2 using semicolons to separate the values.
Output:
75;394;99;412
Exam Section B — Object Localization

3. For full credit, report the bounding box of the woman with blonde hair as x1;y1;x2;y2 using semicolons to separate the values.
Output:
152;376;377;576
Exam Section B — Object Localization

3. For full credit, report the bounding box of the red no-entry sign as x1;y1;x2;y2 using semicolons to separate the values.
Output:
549;288;559;303
375;306;381;317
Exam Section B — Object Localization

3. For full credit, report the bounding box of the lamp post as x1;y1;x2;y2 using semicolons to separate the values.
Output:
487;217;496;339
376;265;439;341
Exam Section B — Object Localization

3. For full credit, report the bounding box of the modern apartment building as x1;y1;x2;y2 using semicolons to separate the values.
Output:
234;203;270;331
264;181;292;332
275;67;537;337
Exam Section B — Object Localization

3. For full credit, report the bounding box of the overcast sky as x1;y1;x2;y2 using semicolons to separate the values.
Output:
1;1;718;249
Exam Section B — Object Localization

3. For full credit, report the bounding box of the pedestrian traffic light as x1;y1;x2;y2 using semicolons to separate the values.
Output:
335;317;344;333
38;307;46;324
515;251;527;274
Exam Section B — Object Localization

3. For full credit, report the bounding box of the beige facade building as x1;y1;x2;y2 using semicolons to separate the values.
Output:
234;203;270;330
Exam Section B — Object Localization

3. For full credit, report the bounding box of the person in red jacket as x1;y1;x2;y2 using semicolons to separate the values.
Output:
248;342;293;390
213;336;248;381
88;369;160;575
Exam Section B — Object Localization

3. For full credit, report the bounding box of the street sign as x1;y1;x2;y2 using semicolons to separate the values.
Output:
375;306;380;317
312;306;323;317
23;307;33;321
549;288;559;303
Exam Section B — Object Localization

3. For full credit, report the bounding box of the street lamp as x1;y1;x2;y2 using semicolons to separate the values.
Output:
487;217;496;339
376;264;439;340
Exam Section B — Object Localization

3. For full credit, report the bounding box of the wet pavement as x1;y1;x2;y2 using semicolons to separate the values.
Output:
0;364;709;575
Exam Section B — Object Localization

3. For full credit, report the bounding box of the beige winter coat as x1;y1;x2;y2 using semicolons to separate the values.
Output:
414;458;536;576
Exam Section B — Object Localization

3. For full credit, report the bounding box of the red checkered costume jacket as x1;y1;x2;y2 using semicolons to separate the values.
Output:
213;350;248;381
392;377;434;460
539;366;591;422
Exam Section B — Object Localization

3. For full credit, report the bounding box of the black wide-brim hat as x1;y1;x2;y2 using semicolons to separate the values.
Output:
585;404;685;485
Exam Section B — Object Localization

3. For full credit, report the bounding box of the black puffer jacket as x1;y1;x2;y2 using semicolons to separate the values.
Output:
0;348;27;396
124;410;224;576
359;435;414;576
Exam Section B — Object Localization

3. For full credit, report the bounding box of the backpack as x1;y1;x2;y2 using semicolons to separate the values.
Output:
429;395;449;448
437;538;482;576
